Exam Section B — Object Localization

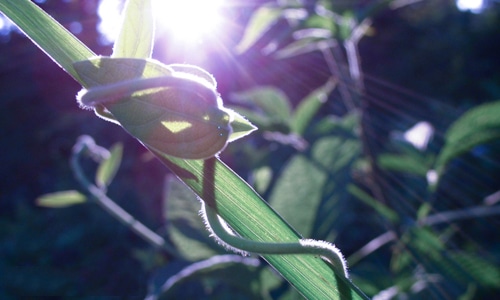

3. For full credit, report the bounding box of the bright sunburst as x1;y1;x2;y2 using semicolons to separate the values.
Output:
154;0;224;44
97;0;226;45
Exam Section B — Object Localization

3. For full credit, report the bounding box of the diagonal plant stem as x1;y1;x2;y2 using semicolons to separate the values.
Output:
348;231;397;266
348;202;500;265
420;205;500;226
145;255;261;300
71;135;177;256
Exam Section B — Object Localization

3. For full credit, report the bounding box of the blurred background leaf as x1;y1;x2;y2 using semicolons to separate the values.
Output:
96;143;123;189
36;190;87;208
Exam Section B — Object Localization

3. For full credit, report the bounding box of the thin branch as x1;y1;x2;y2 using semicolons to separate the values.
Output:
348;231;397;266
144;255;261;300
320;43;356;111
348;203;500;265
420;205;500;226
71;135;177;255
344;18;372;92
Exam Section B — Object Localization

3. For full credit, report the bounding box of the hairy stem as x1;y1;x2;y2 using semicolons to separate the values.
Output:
201;201;350;278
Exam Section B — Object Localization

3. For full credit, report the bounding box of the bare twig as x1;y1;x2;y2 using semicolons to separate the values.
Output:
420;205;500;226
348;231;397;265
71;135;177;255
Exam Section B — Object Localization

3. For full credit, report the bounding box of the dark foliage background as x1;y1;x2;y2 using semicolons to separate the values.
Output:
1;0;499;298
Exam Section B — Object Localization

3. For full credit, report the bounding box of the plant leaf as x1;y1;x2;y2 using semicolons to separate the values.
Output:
232;87;292;130
148;151;368;300
348;185;399;223
164;175;220;260
112;0;154;59
377;153;429;177
292;78;336;135
435;100;500;173
96;143;123;188
74;57;232;159
235;4;282;53
227;110;258;142
269;155;327;237
36;190;87;208
449;252;500;287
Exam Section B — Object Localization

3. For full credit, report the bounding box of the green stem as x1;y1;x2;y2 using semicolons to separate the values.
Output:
202;202;350;278
78;75;218;108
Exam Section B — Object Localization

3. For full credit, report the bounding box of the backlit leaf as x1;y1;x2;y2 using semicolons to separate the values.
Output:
291;78;335;135
96;143;123;188
235;4;282;53
36;190;87;208
436;100;500;173
74;57;233;159
112;0;154;58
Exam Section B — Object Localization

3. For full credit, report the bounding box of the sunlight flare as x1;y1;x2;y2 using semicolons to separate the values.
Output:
154;0;224;43
97;0;226;45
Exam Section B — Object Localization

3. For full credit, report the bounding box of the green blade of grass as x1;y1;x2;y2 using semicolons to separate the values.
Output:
149;151;368;299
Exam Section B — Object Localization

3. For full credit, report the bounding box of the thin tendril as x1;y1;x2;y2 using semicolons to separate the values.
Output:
201;201;350;278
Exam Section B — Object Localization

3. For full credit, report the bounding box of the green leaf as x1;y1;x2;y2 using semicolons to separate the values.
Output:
305;14;337;32
149;153;368;300
74;57;232;160
416;202;432;221
96;143;123;189
348;184;399;223
435;100;500;173
311;112;360;136
112;0;154;59
269;155;327;237
274;35;333;59
36;190;87;208
227;110;258;142
235;4;282;53
266;133;361;239
449;252;500;287
164;175;220;260
252;166;273;194
291;79;336;135
406;227;500;288
312;136;361;173
339;11;355;40
377;153;429;177
232;87;292;130
229;107;276;130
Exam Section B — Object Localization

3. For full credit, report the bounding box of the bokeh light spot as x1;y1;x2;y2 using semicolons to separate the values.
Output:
456;0;485;13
